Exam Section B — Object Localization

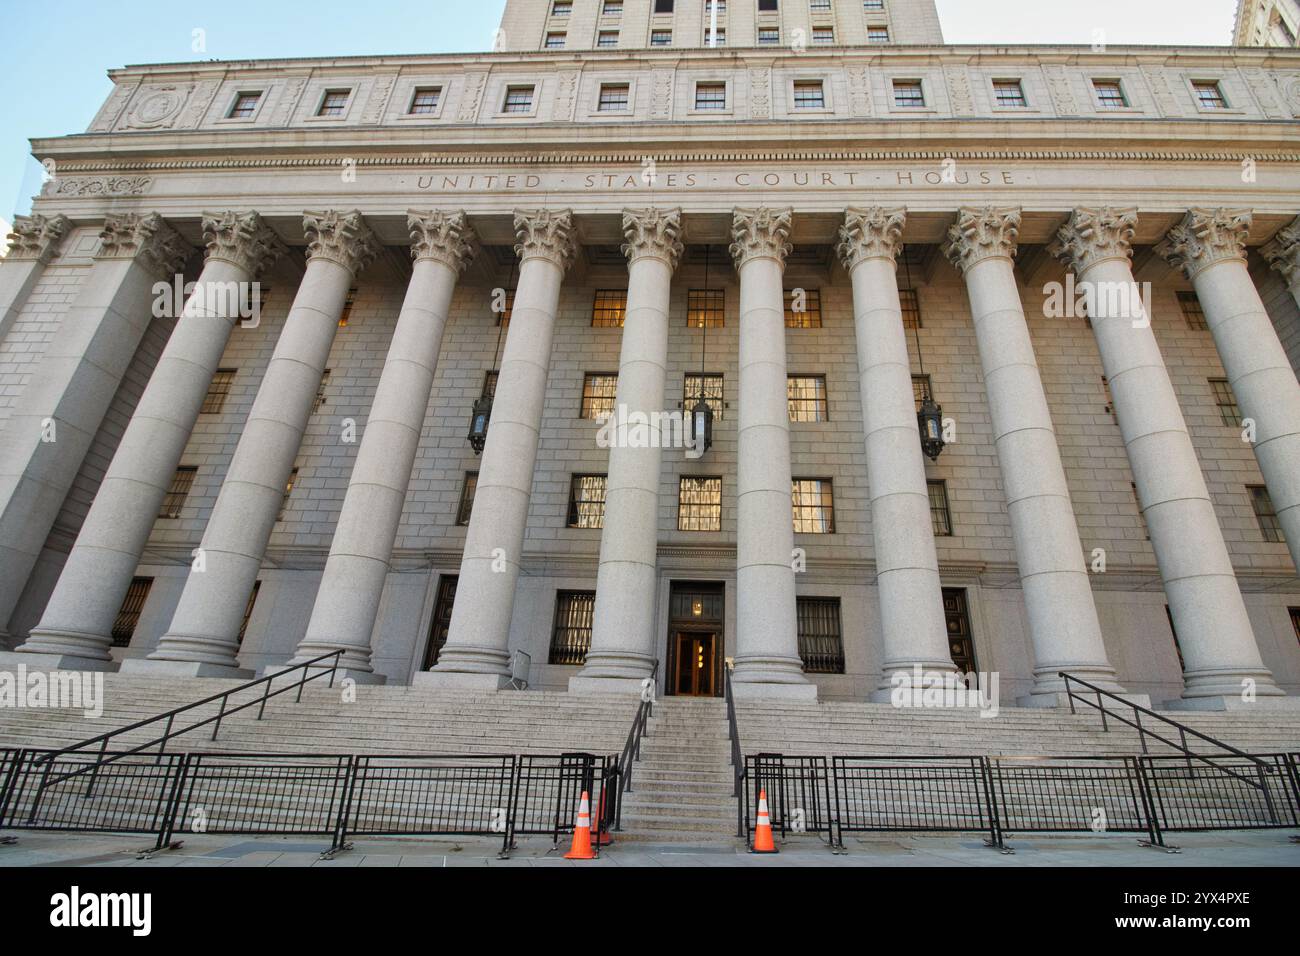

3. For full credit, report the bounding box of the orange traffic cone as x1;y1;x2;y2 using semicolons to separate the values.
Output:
751;788;778;854
593;790;612;846
564;791;598;860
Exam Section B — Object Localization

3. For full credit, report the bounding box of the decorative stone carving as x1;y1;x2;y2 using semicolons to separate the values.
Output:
943;206;1022;273
96;213;192;279
748;69;771;120
945;67;974;115
513;208;578;271
1043;66;1079;116
458;73;489;122
302;210;381;277
5;214;71;263
729;207;793;269
1156;207;1251;280
845;67;872;117
1262;215;1300;295
274;77;309;126
621;207;684;268
1049;207;1138;274
125;85;192;130
650;71;673;119
179;79;221;128
1241;68;1283;116
361;75;397;124
202;211;288;278
1142;69;1180;117
1283;74;1300;117
45;176;153;198
407;210;477;273
553;72;579;121
836;206;906;270
90;82;136;132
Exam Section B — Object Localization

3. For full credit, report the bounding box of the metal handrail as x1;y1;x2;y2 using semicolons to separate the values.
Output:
612;660;659;831
34;650;345;785
725;662;743;798
1059;671;1273;786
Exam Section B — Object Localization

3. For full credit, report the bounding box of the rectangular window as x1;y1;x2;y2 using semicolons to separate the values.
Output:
1249;485;1285;543
912;374;933;412
550;591;595;665
1177;291;1207;330
809;0;831;9
650;29;673;45
759;0;779;10
893;79;925;108
705;0;726;11
1209;378;1241;427
688;289;725;327
788;375;829;423
792;478;835;534
758;27;780;44
160;467;197;519
238;581;260;646
317;90;350;116
111;577;153;648
654;0;675;11
928;479;953;536
695;82;727;110
792;80;825;110
900;288;922;329
581;373;619;419
592;289;628;327
1093;79;1128;109
811;27;834;44
864;0;885;8
598;83;629;111
993;79;1027;107
423;576;457;670
503;86;535;113
339;288;356;327
567;475;608;529
457;472;478;526
784;288;822;327
678;477;722;532
603;0;623;14
552;0;572;15
201;369;237;415
707;29;726;45
545;32;567;49
314;369;331;413
496;289;516;326
1192;80;1228;109
228;92;261;119
684;373;725;420
797;597;844;674
279;468;299;521
597;31;619;47
409;87;442;114
867;26;890;42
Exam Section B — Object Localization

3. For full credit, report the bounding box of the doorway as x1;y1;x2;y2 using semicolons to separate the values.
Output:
666;582;724;697
943;587;978;681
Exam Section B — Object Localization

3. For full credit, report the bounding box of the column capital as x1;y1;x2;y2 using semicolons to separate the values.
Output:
1049;207;1137;275
621;207;684;269
202;211;287;278
1156;207;1250;280
1261;215;1300;295
513;208;578;272
836;206;906;271
943;206;1021;274
729;206;793;270
407;209;477;274
96;212;192;280
5;213;71;264
302;209;380;277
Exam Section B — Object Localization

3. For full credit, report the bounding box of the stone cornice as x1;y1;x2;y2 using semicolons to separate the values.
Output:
1049;207;1138;275
4;214;71;263
407;209;477;273
303;209;380;276
1156;207;1252;280
1262;215;1300;293
837;206;906;270
513;208;578;271
201;210;287;278
621;207;684;269
95;212;192;278
943;206;1022;274
730;207;793;270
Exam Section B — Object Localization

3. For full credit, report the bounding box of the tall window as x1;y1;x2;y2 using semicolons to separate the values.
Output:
695;82;727;110
545;33;567;49
1209;378;1241;427
503;86;535;113
456;472;478;526
598;83;628;110
160;467;197;519
792;478;835;533
928;479;953;536
567;475;608;529
228;92;261;119
201;369;237;415
339;288;356;327
792;80;825;110
550;591;595;665
758;26;780;44
317;90;350;116
893;79;925;108
581;373;619;419
1249;485;1284;543
1092;79;1128;109
1177;291;1207;330
784;288;822;327
551;0;572;14
1192;80;1227;109
650;29;673;45
423;576;458;670
496;290;516;326
899;288;922;328
811;27;834;44
597;31;620;47
787;375;829;422
993;79;1027;107
867;26;890;42
797;597;844;674
684;373;725;419
592;289;627;327
688;289;725;327
314;369;331;412
112;578;153;648
603;0;623;14
237;581;260;646
409;87;442;114
679;477;722;531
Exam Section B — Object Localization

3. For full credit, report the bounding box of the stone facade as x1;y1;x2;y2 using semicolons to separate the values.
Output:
1;2;1299;709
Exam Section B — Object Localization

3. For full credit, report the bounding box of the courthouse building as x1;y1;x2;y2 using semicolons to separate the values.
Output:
1;0;1299;709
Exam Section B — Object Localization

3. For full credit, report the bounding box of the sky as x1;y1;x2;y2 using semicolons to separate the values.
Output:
0;0;1240;231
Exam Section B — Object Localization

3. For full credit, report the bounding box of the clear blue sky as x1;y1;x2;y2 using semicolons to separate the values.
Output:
1;0;1236;225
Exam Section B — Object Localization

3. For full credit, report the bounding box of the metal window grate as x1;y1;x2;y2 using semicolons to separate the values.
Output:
787;375;828;422
160;467;196;519
423;576;458;669
784;288;822;327
1178;292;1207;330
549;591;595;665
928;479;953;536
567;474;608;529
678;476;722;531
687;289;725;327
684;373;725;420
580;373;619;419
591;289;627;327
797;597;844;673
792;479;835;534
1249;485;1285;543
1209;378;1241;427
201;369;237;415
456;473;478;526
111;577;153;648
900;287;922;329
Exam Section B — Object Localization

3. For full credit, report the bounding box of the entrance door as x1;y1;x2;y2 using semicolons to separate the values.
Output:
666;581;725;697
672;631;718;697
942;588;977;681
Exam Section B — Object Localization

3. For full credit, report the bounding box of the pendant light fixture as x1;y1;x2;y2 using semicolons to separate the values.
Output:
904;245;945;461
468;258;514;455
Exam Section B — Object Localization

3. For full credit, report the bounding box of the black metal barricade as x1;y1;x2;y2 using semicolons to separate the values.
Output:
1141;752;1299;834
510;753;615;854
742;754;834;847
0;748;23;836
335;754;516;856
831;755;1001;848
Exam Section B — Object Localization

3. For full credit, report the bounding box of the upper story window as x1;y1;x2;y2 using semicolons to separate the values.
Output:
228;92;261;119
201;369;237;414
705;0;727;12
707;28;726;44
651;29;673;45
1092;79;1128;109
684;373;725;419
688;289;725;326
545;32;566;49
1209;378;1241;427
928;480;953;536
679;477;723;532
867;26;890;42
893;79;925;108
551;0;572;15
1249;485;1285;543
792;479;835;533
598;83;630;111
409;87;442;114
810;0;831;11
1177;291;1207;330
812;26;835;44
1192;80;1228;109
503;85;535;113
160;467;197;519
603;0;623;14
864;0;885;9
317;90;350;116
788;375;829;422
784;288;822;326
759;0;779;10
695;82;727;110
900;288;922;328
581;373;619;419
592;290;628;326
758;26;780;44
598;31;620;47
993;79;1027;107
792;80;825;110
654;0;675;11
567;475;609;529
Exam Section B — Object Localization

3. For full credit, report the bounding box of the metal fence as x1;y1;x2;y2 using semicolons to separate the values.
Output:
988;756;1159;845
1142;753;1299;834
740;754;835;846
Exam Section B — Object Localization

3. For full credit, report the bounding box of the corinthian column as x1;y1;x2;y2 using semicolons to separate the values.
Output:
943;206;1121;702
125;211;379;678
571;208;683;695
1159;209;1300;576
0;213;191;654
729;207;815;700
422;209;578;690
837;208;955;700
287;211;476;682
1053;208;1281;706
1262;216;1300;310
1;214;71;343
21;213;287;669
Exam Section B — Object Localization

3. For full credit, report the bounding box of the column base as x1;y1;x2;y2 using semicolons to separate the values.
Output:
1176;667;1284;703
568;675;654;696
1020;691;1152;710
256;662;386;686
119;657;253;680
412;670;513;692
1162;694;1300;712
1030;665;1125;698
0;650;117;673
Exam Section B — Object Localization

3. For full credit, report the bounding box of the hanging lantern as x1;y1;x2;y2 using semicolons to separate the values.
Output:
689;396;714;456
467;395;492;455
917;390;945;461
